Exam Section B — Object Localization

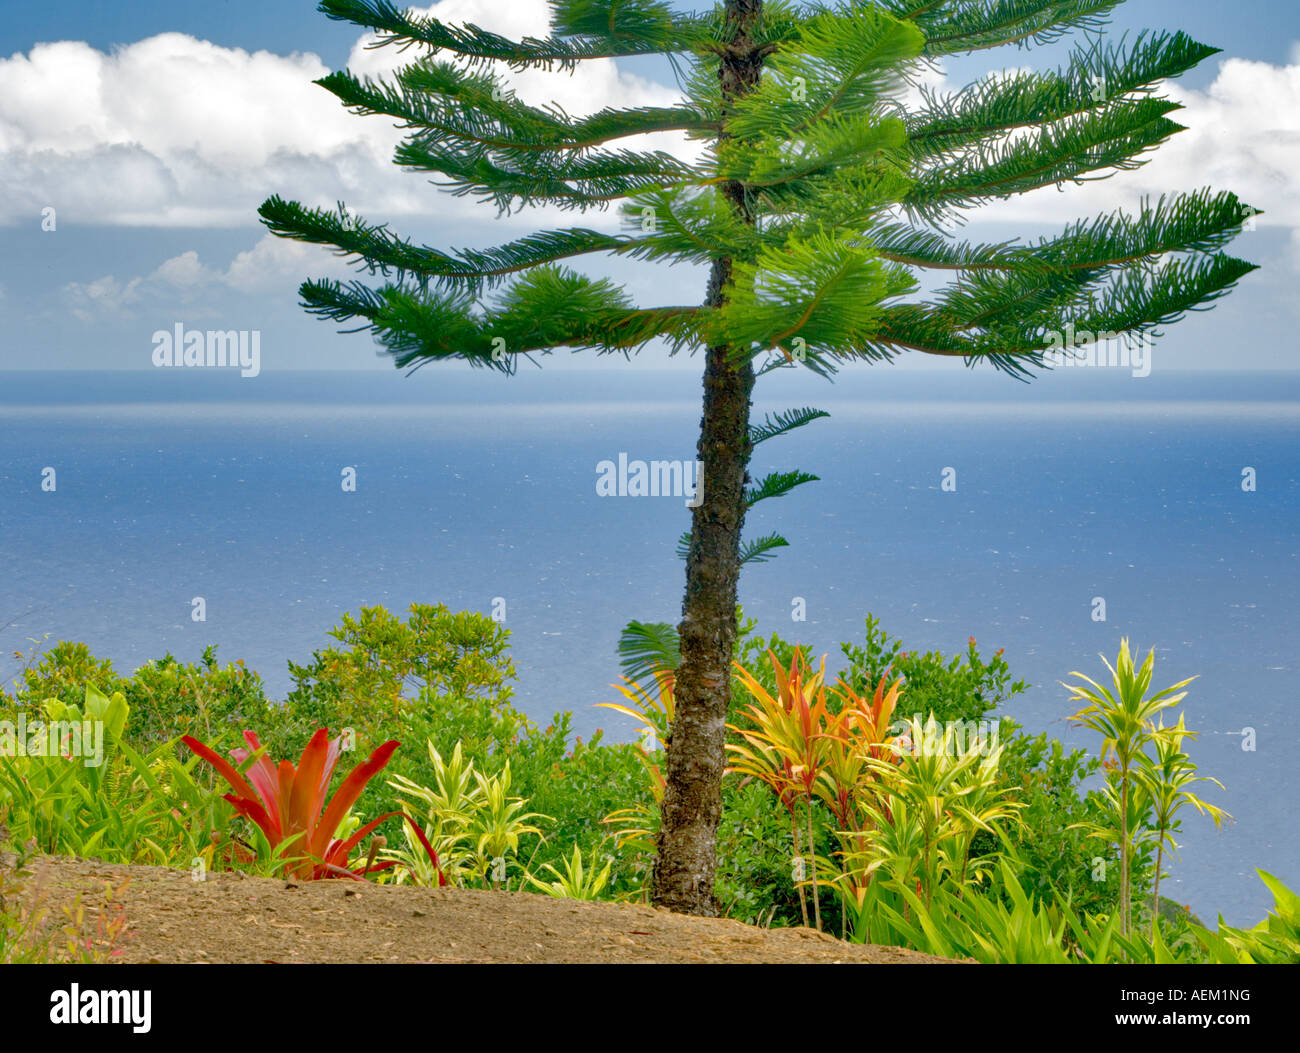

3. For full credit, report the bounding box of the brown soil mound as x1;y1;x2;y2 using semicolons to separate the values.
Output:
22;856;958;964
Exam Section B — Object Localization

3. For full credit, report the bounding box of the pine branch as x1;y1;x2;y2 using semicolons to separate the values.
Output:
857;252;1260;376
709;229;917;375
318;0;708;70
395;135;699;214
885;0;1126;56
749;407;831;445
319;62;713;156
869;223;1039;272
617;619;680;680
677;529;792;565
297;266;703;370
1020;253;1260;344
869;189;1253;280
908;31;1218;158
905;96;1186;220
260;196;641;293
745;470;820;508
724;6;925;140
739;533;792;566
718;111;911;198
1029;190;1256;270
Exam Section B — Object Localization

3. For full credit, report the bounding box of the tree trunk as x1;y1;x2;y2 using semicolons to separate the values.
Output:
651;0;763;916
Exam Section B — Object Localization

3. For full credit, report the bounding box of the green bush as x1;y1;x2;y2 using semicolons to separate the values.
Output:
0;685;228;868
838;614;1027;726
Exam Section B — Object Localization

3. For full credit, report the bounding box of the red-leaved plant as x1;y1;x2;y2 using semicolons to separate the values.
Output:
182;728;445;883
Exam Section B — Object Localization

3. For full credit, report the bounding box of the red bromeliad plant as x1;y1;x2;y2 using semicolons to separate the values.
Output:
182;728;445;883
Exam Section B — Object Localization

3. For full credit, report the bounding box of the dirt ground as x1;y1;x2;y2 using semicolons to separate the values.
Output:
21;856;957;964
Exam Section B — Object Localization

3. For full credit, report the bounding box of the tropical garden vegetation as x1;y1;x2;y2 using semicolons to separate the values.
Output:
1;604;1294;963
2;0;1282;967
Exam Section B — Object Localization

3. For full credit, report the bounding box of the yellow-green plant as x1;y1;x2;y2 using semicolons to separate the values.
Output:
598;672;672;862
469;761;549;888
384;742;548;889
1193;871;1300;964
1065;639;1192;936
384;741;482;885
525;844;613;901
598;670;674;751
1135;713;1230;941
0;685;221;866
860;715;1023;910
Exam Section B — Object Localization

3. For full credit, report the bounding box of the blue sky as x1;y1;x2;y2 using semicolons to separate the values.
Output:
1;0;1296;373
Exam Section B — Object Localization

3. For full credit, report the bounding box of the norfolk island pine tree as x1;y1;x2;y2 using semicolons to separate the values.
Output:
258;0;1258;917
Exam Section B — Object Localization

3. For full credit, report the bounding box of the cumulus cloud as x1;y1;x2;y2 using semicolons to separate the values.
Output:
961;55;1300;232
12;0;1297;301
60;236;356;319
0;0;686;229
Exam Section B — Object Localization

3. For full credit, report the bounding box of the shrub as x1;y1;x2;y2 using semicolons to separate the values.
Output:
283;603;514;735
0;685;223;867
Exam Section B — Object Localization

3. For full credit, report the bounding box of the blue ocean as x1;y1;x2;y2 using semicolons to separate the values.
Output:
1;366;1295;926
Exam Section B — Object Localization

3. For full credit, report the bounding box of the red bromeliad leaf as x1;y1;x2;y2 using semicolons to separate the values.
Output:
219;792;278;847
322;811;446;885
311;740;400;860
290;729;331;844
400;816;448;888
233;739;283;836
276;760;295;836
324;811;395;869
320;736;343;794
181;735;260;804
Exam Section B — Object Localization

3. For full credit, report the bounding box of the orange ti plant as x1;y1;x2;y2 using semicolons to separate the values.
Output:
597;672;673;862
182;728;444;883
817;671;905;828
729;650;836;930
815;672;905;937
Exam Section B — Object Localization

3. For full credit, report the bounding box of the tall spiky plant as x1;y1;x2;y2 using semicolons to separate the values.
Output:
1065;639;1194;936
260;0;1256;915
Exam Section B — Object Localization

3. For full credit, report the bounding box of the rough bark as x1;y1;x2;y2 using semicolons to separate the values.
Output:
651;0;763;916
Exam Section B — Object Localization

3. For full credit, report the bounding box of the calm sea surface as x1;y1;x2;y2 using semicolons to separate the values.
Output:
1;367;1296;925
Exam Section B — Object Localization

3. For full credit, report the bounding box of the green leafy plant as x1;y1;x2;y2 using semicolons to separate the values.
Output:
1135;713;1229;940
840;617;1027;727
383;741;548;889
1193;871;1300;964
0;685;219;866
525;844;614;901
854;715;1023;910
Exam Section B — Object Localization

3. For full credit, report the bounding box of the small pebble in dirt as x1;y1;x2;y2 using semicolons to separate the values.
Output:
413;909;426;917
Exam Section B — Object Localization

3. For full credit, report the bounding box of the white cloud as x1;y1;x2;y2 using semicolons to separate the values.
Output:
0;0;686;229
965;55;1300;231
60;235;354;318
9;2;1294;292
